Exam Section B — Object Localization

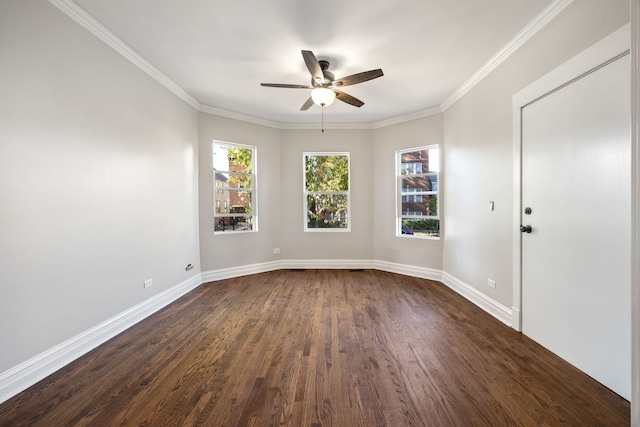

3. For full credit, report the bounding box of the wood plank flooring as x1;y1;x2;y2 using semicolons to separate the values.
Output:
0;269;630;426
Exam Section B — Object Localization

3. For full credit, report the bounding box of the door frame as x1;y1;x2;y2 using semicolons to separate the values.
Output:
631;1;639;423
511;24;630;332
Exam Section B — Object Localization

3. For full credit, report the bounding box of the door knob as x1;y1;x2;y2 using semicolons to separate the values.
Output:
520;225;532;233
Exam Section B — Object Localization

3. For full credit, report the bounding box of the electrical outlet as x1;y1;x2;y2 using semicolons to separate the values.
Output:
488;279;496;289
143;279;153;289
273;248;281;254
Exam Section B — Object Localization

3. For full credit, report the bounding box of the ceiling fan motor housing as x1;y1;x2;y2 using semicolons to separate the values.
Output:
313;60;334;86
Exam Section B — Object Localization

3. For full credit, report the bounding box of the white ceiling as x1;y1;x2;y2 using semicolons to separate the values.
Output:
70;0;556;125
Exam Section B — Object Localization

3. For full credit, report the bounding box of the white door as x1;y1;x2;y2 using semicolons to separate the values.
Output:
521;54;631;400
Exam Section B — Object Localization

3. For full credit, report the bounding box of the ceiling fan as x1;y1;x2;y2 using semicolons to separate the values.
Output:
260;50;383;110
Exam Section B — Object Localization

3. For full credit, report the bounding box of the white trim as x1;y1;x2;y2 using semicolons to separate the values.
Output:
303;152;351;233
198;105;282;129
48;0;200;110
373;107;443;129
511;307;521;331
373;260;442;282
630;0;639;422
0;273;203;404
511;23;631;332
441;0;575;111
201;260;510;329
0;262;512;404
279;122;374;130
199;106;378;130
284;259;376;270
50;0;574;129
201;261;282;282
441;272;513;326
202;260;440;280
512;103;523;332
197;110;377;130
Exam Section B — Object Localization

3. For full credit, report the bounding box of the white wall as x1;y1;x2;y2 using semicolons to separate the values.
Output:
198;114;282;270
442;0;630;308
0;1;200;372
373;116;443;270
280;129;374;261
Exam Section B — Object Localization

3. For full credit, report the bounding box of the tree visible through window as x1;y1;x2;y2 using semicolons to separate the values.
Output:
397;146;439;238
213;141;256;233
304;153;350;231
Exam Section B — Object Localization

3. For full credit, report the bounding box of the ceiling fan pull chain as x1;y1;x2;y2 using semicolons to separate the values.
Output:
321;106;325;133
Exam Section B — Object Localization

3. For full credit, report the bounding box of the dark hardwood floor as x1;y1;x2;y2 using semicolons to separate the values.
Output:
0;269;630;426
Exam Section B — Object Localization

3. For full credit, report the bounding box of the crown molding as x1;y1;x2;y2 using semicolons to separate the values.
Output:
49;0;574;128
48;0;201;110
279;122;374;130
198;105;375;130
198;104;283;129
441;0;575;111
373;106;443;128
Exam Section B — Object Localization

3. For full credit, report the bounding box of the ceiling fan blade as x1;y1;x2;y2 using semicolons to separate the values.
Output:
261;83;313;89
334;90;364;107
300;97;314;111
301;50;323;82
334;69;384;87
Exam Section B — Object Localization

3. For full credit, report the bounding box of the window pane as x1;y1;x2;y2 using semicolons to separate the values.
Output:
397;145;439;239
401;219;440;237
401;175;437;192
230;190;253;213
304;155;349;191
306;194;348;229
400;147;439;174
213;141;256;234
214;144;253;174
401;194;437;217
215;216;254;232
216;174;253;190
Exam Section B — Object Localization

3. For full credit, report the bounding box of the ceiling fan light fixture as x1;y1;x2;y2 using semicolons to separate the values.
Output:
311;87;336;107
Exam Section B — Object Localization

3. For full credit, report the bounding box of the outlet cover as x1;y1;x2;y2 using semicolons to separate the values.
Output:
488;279;496;289
144;279;153;288
273;248;281;254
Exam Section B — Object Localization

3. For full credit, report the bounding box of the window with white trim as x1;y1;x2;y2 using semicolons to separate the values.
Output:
397;145;439;238
304;153;350;231
213;141;257;233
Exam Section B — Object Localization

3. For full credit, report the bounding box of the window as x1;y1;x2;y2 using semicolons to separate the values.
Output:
397;145;439;238
213;141;256;233
304;153;350;231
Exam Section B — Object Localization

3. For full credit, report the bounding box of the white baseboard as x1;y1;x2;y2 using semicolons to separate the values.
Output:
440;272;513;326
0;273;203;404
282;259;376;270
511;307;522;331
372;260;443;281
201;259;379;283
0;262;512;405
201;260;282;282
200;260;510;326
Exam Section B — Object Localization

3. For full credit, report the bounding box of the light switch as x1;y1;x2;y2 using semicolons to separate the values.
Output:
489;201;495;211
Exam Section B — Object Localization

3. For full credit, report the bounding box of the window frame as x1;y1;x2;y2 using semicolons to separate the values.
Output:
396;145;440;239
213;140;257;234
303;152;351;232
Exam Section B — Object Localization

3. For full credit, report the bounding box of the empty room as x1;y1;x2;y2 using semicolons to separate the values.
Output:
1;0;638;425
